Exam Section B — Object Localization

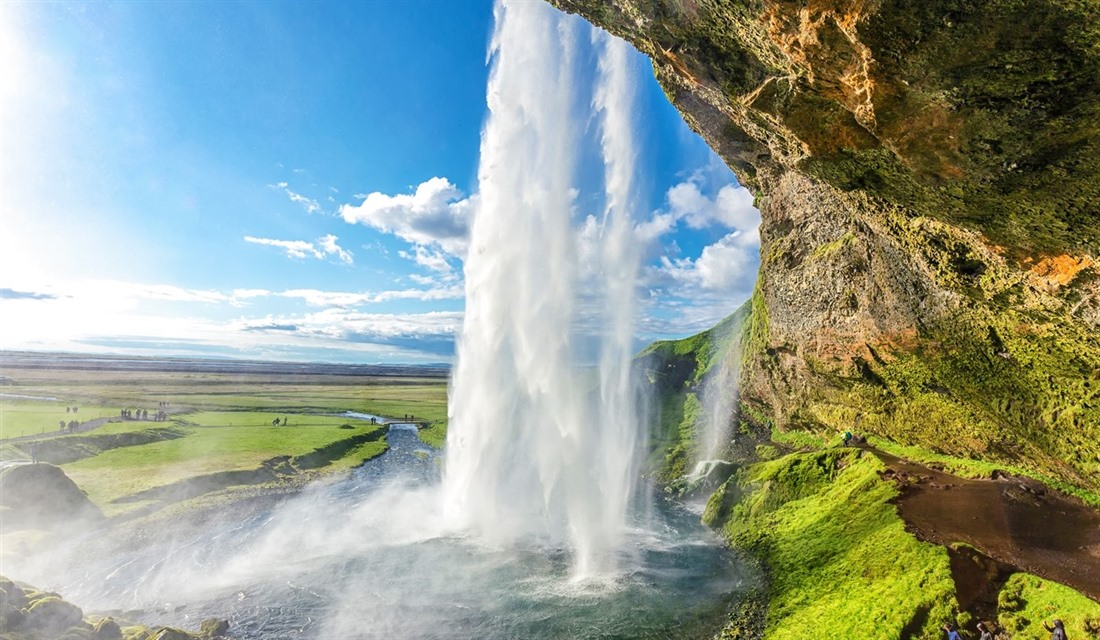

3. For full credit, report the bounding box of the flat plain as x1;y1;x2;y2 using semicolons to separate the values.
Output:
0;355;449;518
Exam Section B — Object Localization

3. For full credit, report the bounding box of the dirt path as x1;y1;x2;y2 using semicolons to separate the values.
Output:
2;417;115;444
871;447;1100;613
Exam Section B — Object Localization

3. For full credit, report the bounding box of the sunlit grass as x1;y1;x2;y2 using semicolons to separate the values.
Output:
0;399;120;439
1;366;447;516
997;574;1100;639
65;413;374;496
709;449;958;640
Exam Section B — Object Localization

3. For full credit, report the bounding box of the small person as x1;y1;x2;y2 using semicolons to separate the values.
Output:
977;622;994;640
943;623;962;640
1043;619;1068;640
842;431;853;447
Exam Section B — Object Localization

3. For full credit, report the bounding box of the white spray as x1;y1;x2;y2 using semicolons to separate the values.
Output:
694;347;739;466
443;0;644;578
689;319;742;480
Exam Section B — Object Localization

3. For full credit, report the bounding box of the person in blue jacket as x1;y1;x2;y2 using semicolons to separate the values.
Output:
943;623;962;640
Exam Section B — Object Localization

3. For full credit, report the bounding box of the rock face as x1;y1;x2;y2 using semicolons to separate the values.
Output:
0;575;232;640
552;0;1100;492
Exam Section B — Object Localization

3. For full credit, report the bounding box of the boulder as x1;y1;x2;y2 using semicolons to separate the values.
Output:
199;618;230;638
56;627;95;640
0;604;25;632
151;626;200;640
22;595;84;634
0;463;104;530
0;577;28;610
682;460;737;498
91;616;124;640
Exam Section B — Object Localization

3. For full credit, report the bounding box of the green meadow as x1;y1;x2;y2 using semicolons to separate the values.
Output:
0;364;448;517
0;399;120;440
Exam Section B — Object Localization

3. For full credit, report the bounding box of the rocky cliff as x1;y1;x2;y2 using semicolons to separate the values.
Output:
553;0;1100;495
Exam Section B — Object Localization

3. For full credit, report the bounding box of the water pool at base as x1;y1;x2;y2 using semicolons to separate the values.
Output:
32;428;756;639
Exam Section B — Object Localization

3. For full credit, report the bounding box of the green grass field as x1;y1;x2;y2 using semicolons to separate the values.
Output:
64;417;381;514
2;367;446;416
0;399;121;440
1;365;449;518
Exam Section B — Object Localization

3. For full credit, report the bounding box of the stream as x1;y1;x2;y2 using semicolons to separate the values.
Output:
31;425;755;639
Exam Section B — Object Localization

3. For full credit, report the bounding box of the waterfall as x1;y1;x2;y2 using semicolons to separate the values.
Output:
443;0;644;578
694;349;739;466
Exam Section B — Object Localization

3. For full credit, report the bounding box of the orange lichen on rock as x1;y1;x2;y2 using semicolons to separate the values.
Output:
804;327;920;367
1027;254;1096;289
761;0;877;129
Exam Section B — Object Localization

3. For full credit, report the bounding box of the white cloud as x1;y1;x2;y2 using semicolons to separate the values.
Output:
270;182;322;215
278;289;375;307
339;177;473;256
649;229;759;293
130;283;230;304
691;229;760;290
286;189;322;215
244;234;353;264
634;210;678;244
634;179;759;245
278;286;463;307
398;245;455;277
0;278;464;363
629;178;761;330
636;209;760;337
231;288;271;299
368;286;464;303
316;234;353;264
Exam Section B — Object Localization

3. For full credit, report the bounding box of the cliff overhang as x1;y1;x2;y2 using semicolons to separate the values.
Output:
553;0;1100;494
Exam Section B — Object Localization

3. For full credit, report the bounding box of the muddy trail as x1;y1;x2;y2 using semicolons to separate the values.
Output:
871;448;1100;617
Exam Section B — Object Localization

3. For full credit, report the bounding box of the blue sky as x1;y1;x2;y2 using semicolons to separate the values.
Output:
0;0;759;364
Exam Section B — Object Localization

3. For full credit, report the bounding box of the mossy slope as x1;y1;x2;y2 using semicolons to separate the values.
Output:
705;448;958;640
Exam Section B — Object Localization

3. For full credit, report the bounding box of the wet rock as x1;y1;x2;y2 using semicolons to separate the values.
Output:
552;0;1100;499
0;463;104;531
0;604;26;632
0;577;28;610
682;460;737;498
56;627;95;640
23;595;85;634
91;616;124;640
199;618;230;638
151;627;200;640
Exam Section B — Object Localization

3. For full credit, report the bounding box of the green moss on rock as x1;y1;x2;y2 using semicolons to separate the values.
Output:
91;617;123;640
23;596;84;634
714;449;958;640
997;573;1100;640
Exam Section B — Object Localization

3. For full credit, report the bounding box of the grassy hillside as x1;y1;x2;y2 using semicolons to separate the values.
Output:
63;415;385;516
706;449;958;640
639;312;1100;638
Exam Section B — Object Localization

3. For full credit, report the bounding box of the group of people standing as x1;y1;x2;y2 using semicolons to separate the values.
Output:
120;407;168;421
